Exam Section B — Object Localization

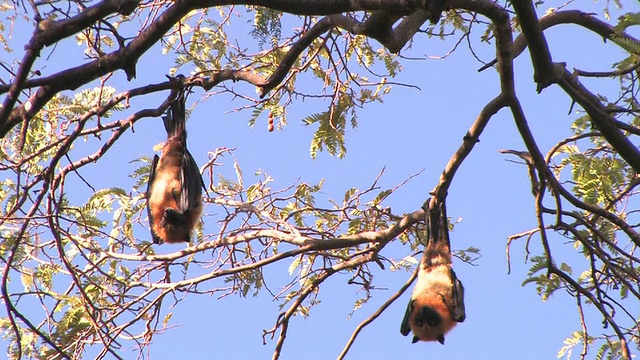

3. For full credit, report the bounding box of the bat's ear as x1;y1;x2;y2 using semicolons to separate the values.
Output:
412;336;419;344
437;335;445;345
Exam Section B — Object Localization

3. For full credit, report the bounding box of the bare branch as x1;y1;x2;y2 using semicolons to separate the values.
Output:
337;267;418;360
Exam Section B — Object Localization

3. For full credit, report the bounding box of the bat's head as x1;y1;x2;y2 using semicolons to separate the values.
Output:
408;298;456;344
160;208;192;243
413;303;446;344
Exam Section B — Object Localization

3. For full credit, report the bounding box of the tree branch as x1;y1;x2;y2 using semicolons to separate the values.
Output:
337;266;418;360
430;94;507;203
1;0;436;137
479;10;640;72
510;0;555;92
0;1;189;137
0;0;141;128
555;65;640;172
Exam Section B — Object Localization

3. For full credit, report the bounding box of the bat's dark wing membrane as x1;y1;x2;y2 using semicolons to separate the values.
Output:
178;149;204;213
449;268;466;323
146;155;162;244
400;299;414;336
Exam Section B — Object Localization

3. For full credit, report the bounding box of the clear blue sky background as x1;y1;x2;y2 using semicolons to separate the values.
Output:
3;1;640;359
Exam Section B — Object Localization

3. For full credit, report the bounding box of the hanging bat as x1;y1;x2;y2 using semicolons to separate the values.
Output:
400;201;466;344
146;87;205;244
400;258;465;344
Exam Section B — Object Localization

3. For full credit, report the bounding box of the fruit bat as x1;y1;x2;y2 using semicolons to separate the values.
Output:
146;87;205;244
400;201;466;344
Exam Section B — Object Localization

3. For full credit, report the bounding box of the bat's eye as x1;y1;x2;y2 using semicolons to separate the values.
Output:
415;319;424;327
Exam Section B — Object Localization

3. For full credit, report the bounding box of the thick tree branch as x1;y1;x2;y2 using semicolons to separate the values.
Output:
36;0;140;47
2;0;433;138
480;10;640;72
189;0;424;15
2;0;475;139
358;10;407;42
555;65;640;172
259;15;348;97
450;0;515;94
0;26;42;144
510;0;555;92
430;94;507;203
260;9;430;97
0;2;190;137
388;10;430;50
474;6;640;172
426;0;514;208
356;9;430;53
192;70;267;90
0;0;141;128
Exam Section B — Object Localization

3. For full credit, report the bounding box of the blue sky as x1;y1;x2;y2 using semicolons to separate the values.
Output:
2;1;640;359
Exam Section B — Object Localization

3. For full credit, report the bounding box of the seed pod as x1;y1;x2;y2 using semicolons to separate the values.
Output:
268;112;274;132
